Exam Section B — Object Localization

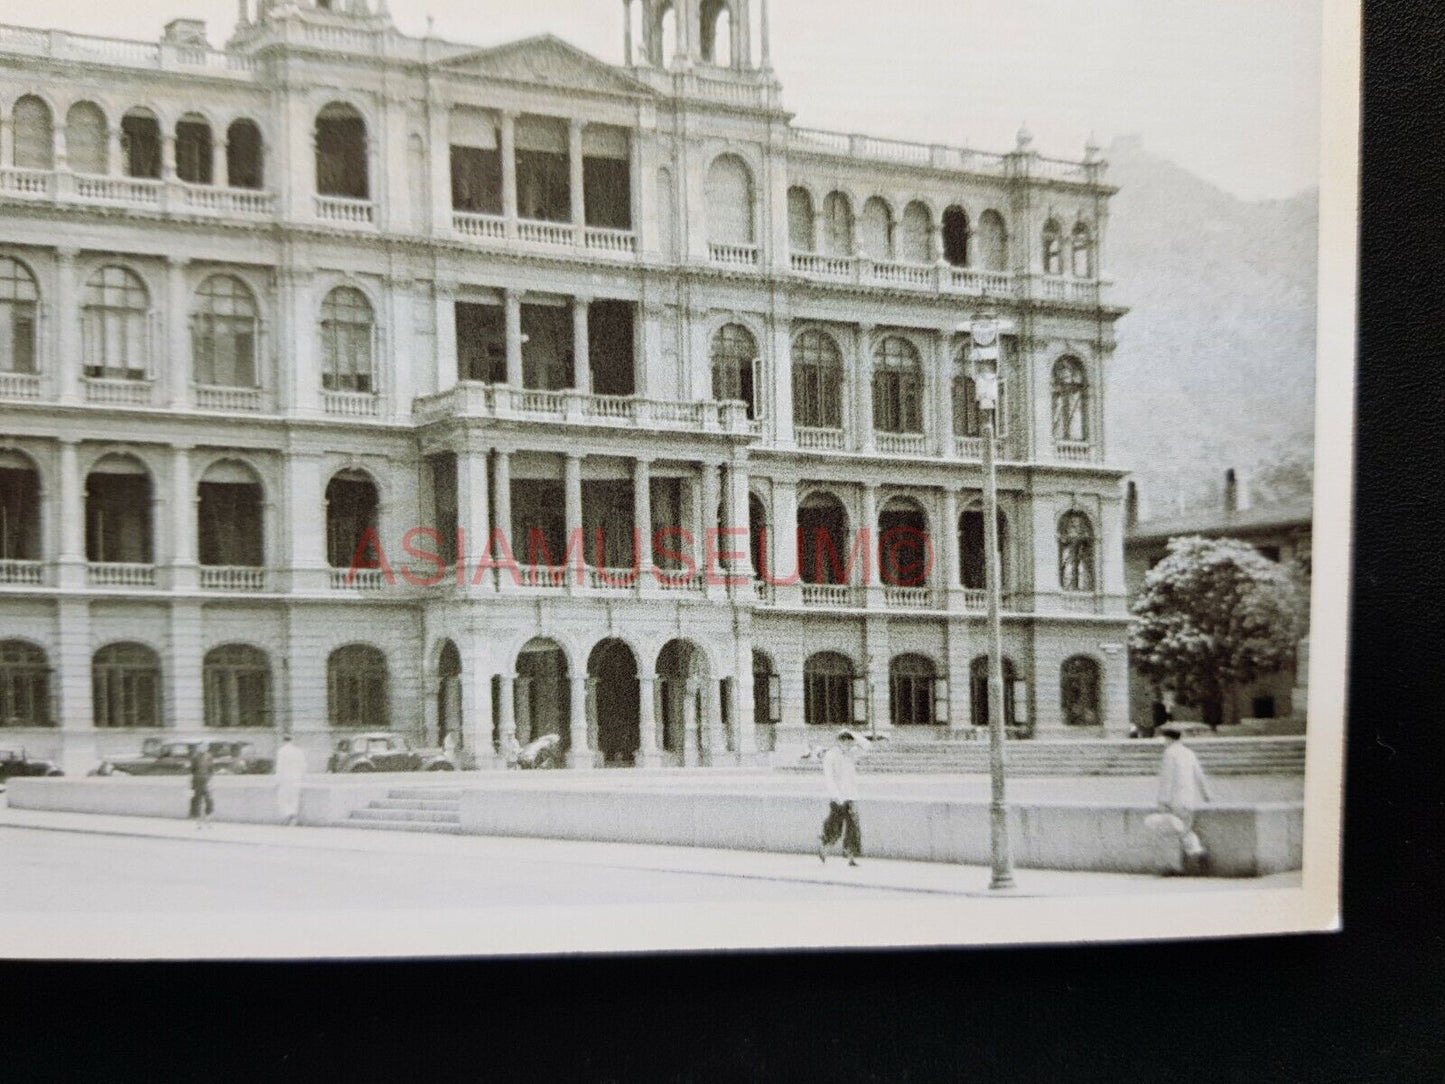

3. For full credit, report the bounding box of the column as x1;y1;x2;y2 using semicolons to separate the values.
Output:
503;290;523;386
633;457;653;587
856;324;875;451
457;444;490;581
107;126;123;177
700;459;721;589
427;94;453;234
861;482;880;604
936;326;956;457
941;487;961;608
281;268;319;415
0;117;11;167
55;247;80;403
211;136;227;189
732;630;757;756
622;0;634;65
435;281;457;392
637;675;660;767
725;454;752;580
564;454;583;576
572;297;591;394
568;675;593;768
57;438;85;587
771;479;801;605
703;679;725;764
460;642;491;768
499;110;518;235
56;599;96;776
165;256;189;408
568;120;586;244
492;450;512;564
285;451;327;591
168;601;203;731
162;134;177;182
497;673;517;762
682;678;700;766
769;318;794;445
171;444;196;589
514;677;533;744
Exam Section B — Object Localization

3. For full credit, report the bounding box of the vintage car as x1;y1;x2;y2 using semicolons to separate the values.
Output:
0;746;63;785
90;739;273;777
326;733;456;773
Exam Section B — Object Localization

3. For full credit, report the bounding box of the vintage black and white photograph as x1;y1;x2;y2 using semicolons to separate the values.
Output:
0;0;1354;957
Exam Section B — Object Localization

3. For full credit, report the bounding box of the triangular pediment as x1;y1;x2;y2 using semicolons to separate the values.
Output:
438;35;653;98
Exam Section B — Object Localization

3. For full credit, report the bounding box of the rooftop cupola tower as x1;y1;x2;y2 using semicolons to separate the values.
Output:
626;0;771;72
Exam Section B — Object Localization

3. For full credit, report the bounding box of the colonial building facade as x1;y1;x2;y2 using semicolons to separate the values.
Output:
0;0;1130;773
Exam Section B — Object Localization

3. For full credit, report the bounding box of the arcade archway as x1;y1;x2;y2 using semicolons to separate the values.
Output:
588;639;640;765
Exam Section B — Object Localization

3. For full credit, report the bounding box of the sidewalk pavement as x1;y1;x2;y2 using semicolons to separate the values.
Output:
0;805;1300;899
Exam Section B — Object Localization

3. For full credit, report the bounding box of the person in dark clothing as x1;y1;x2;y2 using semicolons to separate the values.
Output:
189;744;214;827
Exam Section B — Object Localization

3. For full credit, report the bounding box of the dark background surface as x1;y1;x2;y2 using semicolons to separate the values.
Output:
1;2;1442;1079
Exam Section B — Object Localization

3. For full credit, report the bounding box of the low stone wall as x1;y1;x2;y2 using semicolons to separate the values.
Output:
453;787;1302;876
6;776;292;824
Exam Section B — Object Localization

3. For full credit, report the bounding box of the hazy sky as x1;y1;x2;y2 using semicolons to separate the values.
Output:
7;0;1323;200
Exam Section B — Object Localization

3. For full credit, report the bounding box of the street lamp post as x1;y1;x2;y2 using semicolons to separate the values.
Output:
958;309;1016;891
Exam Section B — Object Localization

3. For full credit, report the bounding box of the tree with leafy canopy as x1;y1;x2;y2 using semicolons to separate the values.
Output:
1129;536;1305;726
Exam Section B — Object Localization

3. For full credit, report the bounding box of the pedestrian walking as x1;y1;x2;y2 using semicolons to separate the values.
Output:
188;743;214;828
1147;723;1214;875
818;730;863;867
274;735;307;826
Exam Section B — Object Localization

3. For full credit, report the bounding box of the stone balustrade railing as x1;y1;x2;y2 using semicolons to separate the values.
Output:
413;384;753;435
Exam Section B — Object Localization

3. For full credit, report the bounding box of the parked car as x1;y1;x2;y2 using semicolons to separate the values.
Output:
516;733;563;769
326;733;455;773
90;739;273;777
0;746;63;786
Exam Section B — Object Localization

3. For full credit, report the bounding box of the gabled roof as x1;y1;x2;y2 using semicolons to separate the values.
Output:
436;34;654;99
1127;499;1314;546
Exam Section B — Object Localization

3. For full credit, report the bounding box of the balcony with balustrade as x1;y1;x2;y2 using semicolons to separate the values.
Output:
87;562;157;588
82;377;154;407
0;559;44;586
412;383;753;438
199;565;267;592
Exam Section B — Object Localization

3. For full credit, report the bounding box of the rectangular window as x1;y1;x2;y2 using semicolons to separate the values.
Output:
520;304;572;390
0;305;36;374
455;302;505;382
450;145;503;214
587;300;635;396
86;475;151;563
198;482;263;566
583;158;631;229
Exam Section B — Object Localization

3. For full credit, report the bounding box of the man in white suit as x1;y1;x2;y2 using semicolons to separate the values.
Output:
1152;723;1214;875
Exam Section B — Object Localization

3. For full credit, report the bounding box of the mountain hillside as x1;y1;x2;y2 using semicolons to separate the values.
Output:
1103;136;1318;515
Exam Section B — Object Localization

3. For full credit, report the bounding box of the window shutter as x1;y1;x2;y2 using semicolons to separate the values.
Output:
850;676;868;725
767;674;782;723
933;678;950;726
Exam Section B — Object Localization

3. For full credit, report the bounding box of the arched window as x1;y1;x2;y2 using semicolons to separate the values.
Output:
120;108;161;179
1042;218;1064;275
655;2;678;65
791;329;843;429
0;256;40;375
860;197;893;261
315;102;368;199
872;335;923;434
1051;356;1089;441
1057;511;1095;592
970;655;1019;728
0;450;41;561
1061;656;1101;727
319;286;375;393
787;187;815;253
878;498;929;587
952;343;1010;439
65;101;108;175
711;323;757;418
804;651;854;728
705;154;754;245
942;205;969;267
797;491;848;586
85;455;152;564
1071;222;1095;277
175;114;213;185
192;275;259;388
325;470;379;569
890;654;939;726
199;460;264;568
203;644;271;729
226;118;263;189
327;644;388;729
899;201;932;264
977;209;1008;272
0;641;50;727
93;642;161;728
958;506;1008;591
700;0;732;66
83;266;149;381
822;191;853;257
12;96;54;170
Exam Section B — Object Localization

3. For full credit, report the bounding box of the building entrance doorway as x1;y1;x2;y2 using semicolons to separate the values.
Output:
589;639;639;765
437;640;462;749
657;639;708;765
